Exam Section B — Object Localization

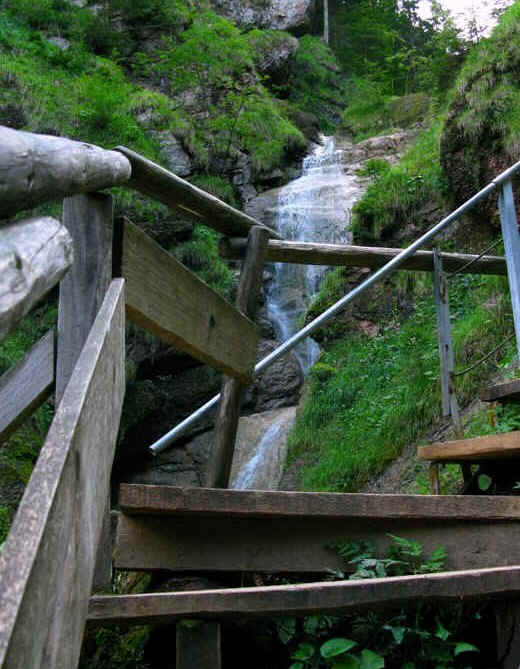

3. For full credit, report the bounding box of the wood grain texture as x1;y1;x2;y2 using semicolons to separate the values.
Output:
56;193;113;403
114;512;520;574
119;484;520;519
207;226;269;488
418;431;520;462
482;379;520;404
0;280;125;669
122;221;257;382
0;216;73;341
115;146;280;239
89;565;520;625
0;330;54;441
0;126;131;219
219;238;507;275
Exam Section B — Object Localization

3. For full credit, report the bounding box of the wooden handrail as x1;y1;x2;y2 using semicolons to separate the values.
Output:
116;146;281;239
0;216;73;341
0;280;125;669
0;126;131;219
220;238;508;275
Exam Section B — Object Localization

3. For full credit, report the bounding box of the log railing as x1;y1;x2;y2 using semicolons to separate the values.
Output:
1;123;520;669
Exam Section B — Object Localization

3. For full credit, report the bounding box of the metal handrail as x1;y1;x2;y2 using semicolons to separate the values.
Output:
149;159;520;455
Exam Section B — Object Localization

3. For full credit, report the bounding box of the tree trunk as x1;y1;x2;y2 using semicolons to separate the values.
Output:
323;0;329;44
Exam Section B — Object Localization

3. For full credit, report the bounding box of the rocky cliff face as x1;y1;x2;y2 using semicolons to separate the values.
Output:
209;0;314;34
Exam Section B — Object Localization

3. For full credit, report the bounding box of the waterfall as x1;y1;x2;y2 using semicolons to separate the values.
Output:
266;136;365;373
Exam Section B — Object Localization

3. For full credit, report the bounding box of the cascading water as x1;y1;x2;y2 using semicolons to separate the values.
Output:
232;137;367;490
266;136;365;373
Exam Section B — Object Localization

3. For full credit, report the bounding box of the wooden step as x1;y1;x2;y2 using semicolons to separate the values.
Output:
114;484;520;574
482;379;520;404
418;431;520;463
89;565;520;625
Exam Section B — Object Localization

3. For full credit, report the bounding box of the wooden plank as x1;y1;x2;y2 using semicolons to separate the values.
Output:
482;379;520;404
177;622;221;669
115;146;280;239
418;431;520;462
89;564;520;625
0;216;73;341
119;483;520;519
114;511;520;574
0;280;125;669
0;330;54;441
56;193;114;404
56;193;115;590
219;238;508;275
499;179;520;359
207;226;269;488
0;126;131;219
122;220;257;383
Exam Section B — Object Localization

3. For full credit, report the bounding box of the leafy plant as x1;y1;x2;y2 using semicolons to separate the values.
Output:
281;536;482;669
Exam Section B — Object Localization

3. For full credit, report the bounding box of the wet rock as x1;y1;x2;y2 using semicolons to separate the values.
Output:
230;406;297;490
247;339;303;411
154;132;192;177
210;0;314;34
249;31;299;85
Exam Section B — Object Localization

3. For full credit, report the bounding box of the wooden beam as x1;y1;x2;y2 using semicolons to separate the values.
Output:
115;487;520;573
122;220;257;383
0;330;54;441
89;565;520;625
115;147;280;239
207;226;269;488
0;280;125;669
219;238;507;275
418;431;520;463
0;216;73;341
119;484;520;520
0;126;131;219
482;379;520;404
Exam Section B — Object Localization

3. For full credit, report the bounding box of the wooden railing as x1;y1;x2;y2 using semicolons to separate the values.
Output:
0;125;277;669
1;123;520;669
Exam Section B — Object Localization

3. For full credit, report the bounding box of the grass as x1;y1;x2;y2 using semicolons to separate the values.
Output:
352;119;447;243
288;272;513;492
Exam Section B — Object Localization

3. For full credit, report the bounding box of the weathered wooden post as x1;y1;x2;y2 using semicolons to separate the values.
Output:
499;179;520;360
206;225;270;489
56;192;115;591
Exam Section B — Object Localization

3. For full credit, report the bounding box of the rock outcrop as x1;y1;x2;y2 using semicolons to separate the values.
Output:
210;0;314;34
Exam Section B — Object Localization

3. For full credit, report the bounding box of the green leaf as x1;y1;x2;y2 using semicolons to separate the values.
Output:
454;643;479;656
402;664;416;669
333;656;361;669
289;663;305;669
360;649;385;669
435;621;451;641
478;474;492;491
321;638;357;658
292;642;315;661
384;625;406;644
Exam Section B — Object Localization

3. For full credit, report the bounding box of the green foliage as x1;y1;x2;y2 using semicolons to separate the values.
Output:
287;35;347;132
173;225;234;299
281;536;481;669
352;120;446;243
80;626;150;669
289;272;512;492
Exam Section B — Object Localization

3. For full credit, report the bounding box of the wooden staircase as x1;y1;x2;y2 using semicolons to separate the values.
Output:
4;126;520;668
88;483;520;623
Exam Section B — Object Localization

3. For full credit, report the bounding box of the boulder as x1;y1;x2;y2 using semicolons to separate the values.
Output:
154;132;192;177
210;0;314;34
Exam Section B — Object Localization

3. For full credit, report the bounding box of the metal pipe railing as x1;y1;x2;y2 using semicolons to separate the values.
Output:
149;159;520;455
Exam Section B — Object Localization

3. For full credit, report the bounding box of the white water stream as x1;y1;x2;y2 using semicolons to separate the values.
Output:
266;136;365;373
231;136;367;489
